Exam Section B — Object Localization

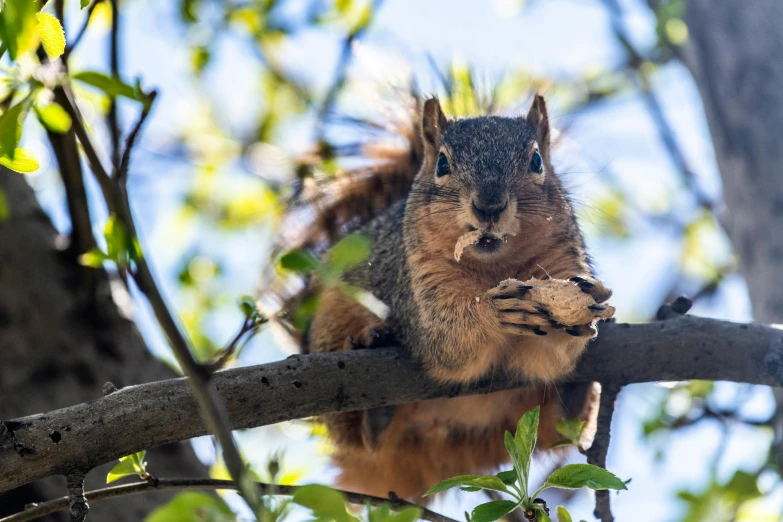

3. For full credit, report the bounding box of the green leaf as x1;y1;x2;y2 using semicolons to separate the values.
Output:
79;248;110;268
36;13;65;58
504;431;523;491
555;418;585;443
327;233;370;272
368;504;422;522
543;464;628;492
80;0;91;8
144;492;234;522
35;102;72;133
496;470;517;486
238;295;258;319
0;0;41;60
279;249;318;273
0;187;9;222
104;215;129;263
470;501;518;522
424;475;508;497
72;71;146;103
514;406;540;499
532;505;552;522
0;98;33;158
107;451;147;483
556;506;572;522
293;484;355;522
0;148;39;173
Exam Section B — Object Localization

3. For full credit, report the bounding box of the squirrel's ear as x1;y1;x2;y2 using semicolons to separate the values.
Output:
421;97;448;152
526;94;551;164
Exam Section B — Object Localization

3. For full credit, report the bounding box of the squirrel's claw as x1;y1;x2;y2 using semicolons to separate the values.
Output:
570;275;612;304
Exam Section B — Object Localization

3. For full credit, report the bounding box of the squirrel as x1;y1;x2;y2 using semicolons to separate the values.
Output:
266;93;614;502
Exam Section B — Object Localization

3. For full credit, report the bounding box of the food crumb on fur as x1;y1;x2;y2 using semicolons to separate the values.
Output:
454;230;483;262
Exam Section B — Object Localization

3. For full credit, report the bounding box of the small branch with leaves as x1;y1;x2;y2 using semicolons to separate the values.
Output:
423;407;626;522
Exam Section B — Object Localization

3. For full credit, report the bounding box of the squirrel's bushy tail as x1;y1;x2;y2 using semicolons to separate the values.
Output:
258;91;424;343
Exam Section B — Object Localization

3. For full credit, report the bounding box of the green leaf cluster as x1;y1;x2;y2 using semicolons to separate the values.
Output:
424;407;626;522
80;215;142;269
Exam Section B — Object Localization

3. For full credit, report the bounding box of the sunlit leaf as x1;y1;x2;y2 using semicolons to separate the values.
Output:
0;0;41;60
0;148;39;173
144;492;234;522
0;98;34;158
80;0;91;8
556;506;572;522
36;102;72;133
72;71;146;103
36;12;65;58
79;248;110;268
106;451;147;483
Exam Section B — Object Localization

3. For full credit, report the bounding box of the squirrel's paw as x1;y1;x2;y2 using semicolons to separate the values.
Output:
485;279;556;336
485;277;615;337
345;325;396;350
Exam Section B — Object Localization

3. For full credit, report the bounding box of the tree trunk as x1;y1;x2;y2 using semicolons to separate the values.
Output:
681;0;783;323
680;0;783;467
0;168;205;520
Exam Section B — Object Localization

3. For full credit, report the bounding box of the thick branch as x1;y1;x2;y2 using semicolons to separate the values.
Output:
1;316;782;493
1;479;455;522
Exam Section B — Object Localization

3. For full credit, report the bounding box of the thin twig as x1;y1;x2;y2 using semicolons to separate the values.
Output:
586;384;621;522
116;90;157;184
108;0;121;170
63;0;104;61
0;479;457;522
204;317;261;373
65;472;88;522
55;83;263;516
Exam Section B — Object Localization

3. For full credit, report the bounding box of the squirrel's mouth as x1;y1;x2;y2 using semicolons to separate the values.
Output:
467;225;507;254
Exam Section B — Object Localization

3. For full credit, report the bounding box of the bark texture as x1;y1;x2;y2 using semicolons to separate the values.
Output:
0;169;204;521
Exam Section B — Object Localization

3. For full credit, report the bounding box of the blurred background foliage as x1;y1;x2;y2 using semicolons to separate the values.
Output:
1;0;779;520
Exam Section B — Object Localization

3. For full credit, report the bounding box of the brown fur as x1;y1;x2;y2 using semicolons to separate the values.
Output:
277;94;612;502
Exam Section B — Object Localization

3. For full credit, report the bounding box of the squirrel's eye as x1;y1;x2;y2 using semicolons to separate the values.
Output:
436;153;451;177
529;150;543;174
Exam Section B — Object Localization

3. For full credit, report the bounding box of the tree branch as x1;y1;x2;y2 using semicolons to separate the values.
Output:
1;316;781;494
586;384;621;522
0;479;456;522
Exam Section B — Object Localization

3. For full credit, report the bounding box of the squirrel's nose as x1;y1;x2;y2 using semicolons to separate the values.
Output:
471;199;508;223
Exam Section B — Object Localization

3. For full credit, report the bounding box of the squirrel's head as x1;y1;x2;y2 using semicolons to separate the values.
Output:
412;94;568;263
